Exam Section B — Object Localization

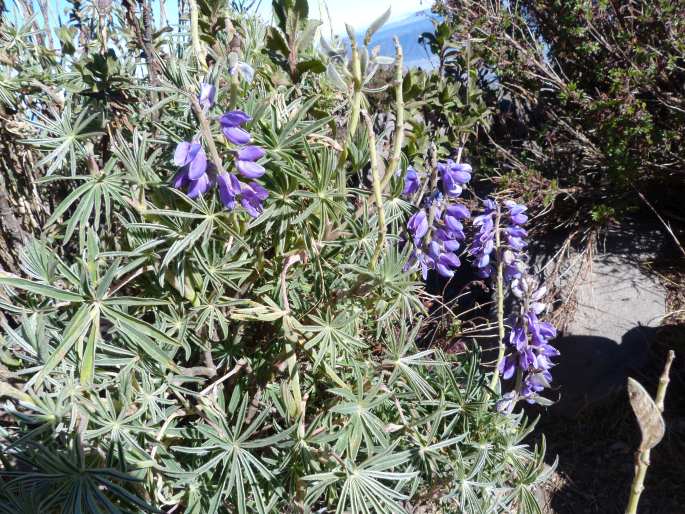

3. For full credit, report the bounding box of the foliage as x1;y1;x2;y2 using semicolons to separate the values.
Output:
436;0;685;225
0;1;550;513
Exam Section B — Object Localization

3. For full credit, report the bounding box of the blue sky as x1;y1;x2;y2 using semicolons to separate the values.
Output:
7;1;431;38
256;0;431;34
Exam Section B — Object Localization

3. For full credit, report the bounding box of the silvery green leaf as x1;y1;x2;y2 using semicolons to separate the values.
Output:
359;46;369;77
362;63;379;84
298;19;322;52
345;23;356;43
326;63;348;92
319;36;339;58
373;55;395;65
364;7;391;46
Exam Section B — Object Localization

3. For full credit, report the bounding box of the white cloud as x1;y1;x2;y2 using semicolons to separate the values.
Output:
258;0;431;35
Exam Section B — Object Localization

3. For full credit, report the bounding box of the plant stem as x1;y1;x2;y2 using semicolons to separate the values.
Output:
188;0;207;71
489;207;505;393
625;350;675;514
380;37;404;193
339;41;363;171
363;111;386;270
189;95;224;174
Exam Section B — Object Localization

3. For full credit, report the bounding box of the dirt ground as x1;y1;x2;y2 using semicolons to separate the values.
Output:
531;323;685;514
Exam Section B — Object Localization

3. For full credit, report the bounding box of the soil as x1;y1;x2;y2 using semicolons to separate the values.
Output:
531;318;685;514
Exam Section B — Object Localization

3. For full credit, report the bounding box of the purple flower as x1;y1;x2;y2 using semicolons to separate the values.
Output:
220;110;252;126
236;160;266;179
235;145;266;179
407;210;429;243
505;200;528;225
220;110;252;145
436;252;460;278
173;141;210;198
223;126;251;145
405;248;435;280
237;145;266;162
240;181;268;217
439;161;472;197
403;166;420;196
446;204;470;220
199;83;216;110
469;199;496;277
217;172;241;210
434;228;460;252
174;141;207;180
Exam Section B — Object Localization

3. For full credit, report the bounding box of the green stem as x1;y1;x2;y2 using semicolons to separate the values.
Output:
284;340;303;417
229;72;240;110
379;37;404;193
189;95;224;174
363;111;386;270
339;41;363;169
188;0;207;71
489;208;505;393
625;350;675;514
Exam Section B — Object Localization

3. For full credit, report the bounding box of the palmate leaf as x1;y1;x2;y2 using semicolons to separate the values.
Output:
329;371;390;459
42;161;131;247
257;96;333;158
303;445;417;514
22;105;103;176
0;438;158;514
302;311;366;368
170;395;292;514
4;248;181;384
0;274;84;303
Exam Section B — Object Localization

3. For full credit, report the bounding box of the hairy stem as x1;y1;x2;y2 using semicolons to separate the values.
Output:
339;41;363;171
188;0;207;71
363;111;386;270
189;95;225;174
380;37;405;193
489;207;505;393
625;350;675;514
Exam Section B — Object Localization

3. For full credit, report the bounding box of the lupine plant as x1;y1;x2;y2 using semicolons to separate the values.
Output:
0;2;553;513
402;159;559;410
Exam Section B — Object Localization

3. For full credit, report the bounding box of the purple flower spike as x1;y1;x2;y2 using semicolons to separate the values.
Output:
217;173;241;210
403;166;420;196
237;146;266;162
223;126;252;145
199;83;216;110
236;160;266;179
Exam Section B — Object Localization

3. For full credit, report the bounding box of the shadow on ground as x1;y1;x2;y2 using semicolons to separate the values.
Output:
528;324;685;514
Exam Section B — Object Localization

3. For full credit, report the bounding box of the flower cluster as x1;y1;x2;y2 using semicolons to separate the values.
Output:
470;199;496;278
499;276;559;405
172;83;269;218
502;200;528;283
469;198;529;281
404;160;471;279
466;196;558;407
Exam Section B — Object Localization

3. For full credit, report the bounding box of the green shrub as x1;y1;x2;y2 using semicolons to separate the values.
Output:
0;2;550;512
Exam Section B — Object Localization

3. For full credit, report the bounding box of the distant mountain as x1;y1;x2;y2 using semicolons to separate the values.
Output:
362;10;439;69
